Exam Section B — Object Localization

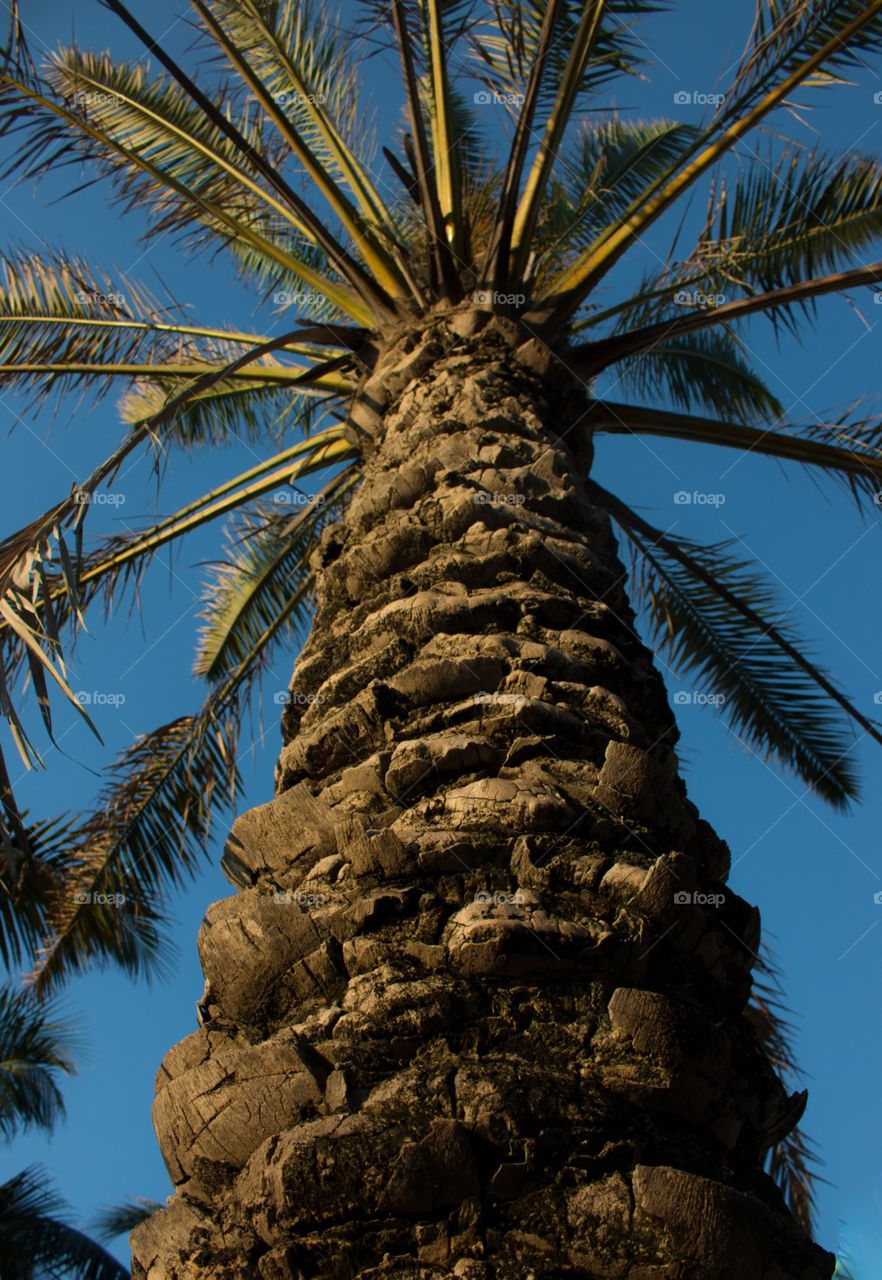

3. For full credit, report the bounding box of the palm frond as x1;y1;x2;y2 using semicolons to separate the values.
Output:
0;815;85;971
507;0;609;280
0;984;76;1139
748;946;823;1232
390;0;460;298
194;468;356;680
731;0;882;105
0;328;348;807
699;147;882;314
600;325;783;424
189;0;413;301
833;1251;857;1280
91;1198;163;1243
423;0;463;258
0;1167;128;1280
0;58;371;324
28;473;351;993
538;117;699;260
573;260;882;374
468;0;659;113
539;0;882;318
588;482;869;807
117;376;339;450
0;246;353;420
199;0;385;220
588;400;882;510
0;427;354;684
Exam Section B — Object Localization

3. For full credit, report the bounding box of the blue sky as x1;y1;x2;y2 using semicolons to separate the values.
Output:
2;0;882;1273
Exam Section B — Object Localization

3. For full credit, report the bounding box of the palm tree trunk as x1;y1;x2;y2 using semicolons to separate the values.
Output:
131;316;835;1280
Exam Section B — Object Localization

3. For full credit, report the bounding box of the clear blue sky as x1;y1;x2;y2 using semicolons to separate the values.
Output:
3;1;882;1273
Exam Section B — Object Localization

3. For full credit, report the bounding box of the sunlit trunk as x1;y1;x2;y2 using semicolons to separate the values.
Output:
132;315;834;1280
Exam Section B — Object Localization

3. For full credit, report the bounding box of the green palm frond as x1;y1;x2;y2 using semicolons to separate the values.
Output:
194;468;356;681
589;482;868;807
0;58;371;324
0;984;76;1139
602;326;784;424
0;247;345;415
91;1198;162;1243
748;946;823;1232
199;0;389;227
189;0;412;299
540;118;700;255
467;0;660;112
587;400;882;511
0;431;346;710
28;474;351;993
0;1167;128;1280
731;0;882;103
695;147;882;329
117;377;338;449
539;0;882;318
0;815;90;972
0;326;346;811
833;1251;857;1280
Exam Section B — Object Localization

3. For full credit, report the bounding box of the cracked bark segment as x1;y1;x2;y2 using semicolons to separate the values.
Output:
384;734;503;799
221;782;336;887
631;1165;836;1279
197;891;328;1025
235;1112;400;1238
443;893;596;977
380;1119;480;1214
153;1028;326;1188
129;1200;212;1280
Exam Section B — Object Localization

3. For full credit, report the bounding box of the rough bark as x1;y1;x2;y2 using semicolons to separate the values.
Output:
132;314;835;1280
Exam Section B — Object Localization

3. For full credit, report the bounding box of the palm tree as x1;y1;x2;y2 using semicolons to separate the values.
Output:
0;983;129;1278
1;0;881;1273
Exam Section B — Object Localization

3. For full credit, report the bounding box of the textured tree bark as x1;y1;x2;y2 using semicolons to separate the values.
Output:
131;315;835;1280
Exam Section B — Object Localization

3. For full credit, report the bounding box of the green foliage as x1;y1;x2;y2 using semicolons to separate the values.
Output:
0;1168;128;1280
604;324;784;424
0;984;76;1140
624;527;859;807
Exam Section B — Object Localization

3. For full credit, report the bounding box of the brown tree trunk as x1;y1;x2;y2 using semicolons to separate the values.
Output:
131;315;835;1280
